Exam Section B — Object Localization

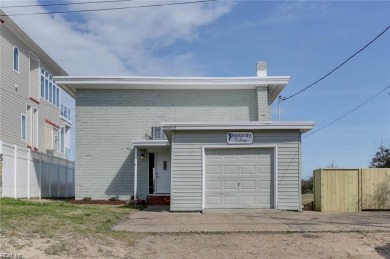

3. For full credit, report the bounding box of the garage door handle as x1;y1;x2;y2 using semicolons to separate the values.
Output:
238;182;240;186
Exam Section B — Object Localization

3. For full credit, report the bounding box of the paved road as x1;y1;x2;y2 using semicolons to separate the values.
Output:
112;206;390;233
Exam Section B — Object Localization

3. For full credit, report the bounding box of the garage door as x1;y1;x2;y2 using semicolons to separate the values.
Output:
205;148;274;209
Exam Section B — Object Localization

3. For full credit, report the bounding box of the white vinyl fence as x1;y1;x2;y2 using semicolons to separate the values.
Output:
0;140;75;199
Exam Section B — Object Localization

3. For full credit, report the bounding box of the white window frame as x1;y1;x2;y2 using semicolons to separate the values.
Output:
21;113;26;142
13;46;19;72
40;68;60;108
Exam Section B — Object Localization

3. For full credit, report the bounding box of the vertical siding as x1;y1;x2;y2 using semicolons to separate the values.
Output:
313;169;360;212
0;23;68;159
170;130;301;211
75;89;258;200
361;168;390;210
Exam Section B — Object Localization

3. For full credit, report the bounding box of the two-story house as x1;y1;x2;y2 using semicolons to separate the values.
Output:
55;62;314;211
0;9;74;160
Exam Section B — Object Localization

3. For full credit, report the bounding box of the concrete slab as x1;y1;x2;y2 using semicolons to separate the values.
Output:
112;207;390;233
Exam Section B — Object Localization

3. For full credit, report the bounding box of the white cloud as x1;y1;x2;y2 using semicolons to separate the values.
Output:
2;0;233;76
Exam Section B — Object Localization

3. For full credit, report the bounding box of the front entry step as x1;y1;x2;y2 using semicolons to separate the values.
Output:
147;195;170;205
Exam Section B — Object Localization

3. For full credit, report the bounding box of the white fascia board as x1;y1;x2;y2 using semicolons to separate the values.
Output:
160;121;315;133
132;139;170;147
53;76;290;92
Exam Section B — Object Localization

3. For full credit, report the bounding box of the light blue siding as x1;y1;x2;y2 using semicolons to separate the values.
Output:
171;130;301;211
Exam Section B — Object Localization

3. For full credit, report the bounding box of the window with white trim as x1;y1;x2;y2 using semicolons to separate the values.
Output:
21;114;26;141
40;68;60;107
13;47;19;72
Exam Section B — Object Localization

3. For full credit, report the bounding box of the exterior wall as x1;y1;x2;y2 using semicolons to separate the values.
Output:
0;24;70;158
75;89;259;200
256;86;271;120
170;130;301;211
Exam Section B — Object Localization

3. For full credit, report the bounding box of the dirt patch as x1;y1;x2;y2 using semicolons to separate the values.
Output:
3;232;386;259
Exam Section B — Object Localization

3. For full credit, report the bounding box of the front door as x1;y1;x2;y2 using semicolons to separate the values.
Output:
156;152;171;194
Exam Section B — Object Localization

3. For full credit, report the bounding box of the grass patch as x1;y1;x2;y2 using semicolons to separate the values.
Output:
0;198;143;256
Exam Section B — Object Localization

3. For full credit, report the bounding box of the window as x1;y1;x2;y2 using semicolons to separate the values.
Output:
61;104;71;122
40;74;44;98
21;114;26;141
13;47;19;72
40;68;60;107
56;88;60;107
49;82;52;103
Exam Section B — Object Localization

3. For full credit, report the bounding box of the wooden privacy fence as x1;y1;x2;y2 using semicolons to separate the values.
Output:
0;140;75;199
313;168;390;212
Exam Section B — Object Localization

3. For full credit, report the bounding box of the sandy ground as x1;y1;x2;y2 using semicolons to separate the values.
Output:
1;232;389;258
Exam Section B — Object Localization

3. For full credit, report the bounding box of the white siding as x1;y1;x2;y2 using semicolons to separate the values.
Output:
171;130;301;211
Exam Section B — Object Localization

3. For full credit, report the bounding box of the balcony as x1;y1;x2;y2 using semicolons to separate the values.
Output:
61;104;72;124
65;148;71;160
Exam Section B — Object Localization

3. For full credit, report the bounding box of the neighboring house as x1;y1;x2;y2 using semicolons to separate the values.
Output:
0;9;74;160
55;62;314;211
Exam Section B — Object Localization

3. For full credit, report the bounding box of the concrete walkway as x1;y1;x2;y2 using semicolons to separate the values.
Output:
112;206;390;233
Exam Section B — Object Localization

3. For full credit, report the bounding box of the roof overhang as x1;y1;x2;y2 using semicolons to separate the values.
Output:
161;121;315;135
132;139;170;148
0;9;75;98
53;76;290;103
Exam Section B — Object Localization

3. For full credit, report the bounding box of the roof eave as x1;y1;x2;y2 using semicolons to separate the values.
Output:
160;121;315;134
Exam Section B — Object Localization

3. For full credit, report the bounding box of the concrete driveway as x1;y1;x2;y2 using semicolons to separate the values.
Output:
112;206;390;233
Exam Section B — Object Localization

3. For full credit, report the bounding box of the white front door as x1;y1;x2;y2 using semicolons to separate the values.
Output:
156;152;171;194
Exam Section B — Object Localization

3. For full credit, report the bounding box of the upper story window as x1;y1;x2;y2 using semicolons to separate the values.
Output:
40;68;60;107
21;114;26;141
13;47;19;72
61;104;72;123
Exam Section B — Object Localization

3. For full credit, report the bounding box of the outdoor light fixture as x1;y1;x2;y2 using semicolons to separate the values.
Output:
140;153;145;160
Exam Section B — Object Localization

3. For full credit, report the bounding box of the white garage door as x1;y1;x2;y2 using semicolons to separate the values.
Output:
205;148;274;209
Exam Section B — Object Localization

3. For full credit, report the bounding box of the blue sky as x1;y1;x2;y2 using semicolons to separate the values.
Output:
4;0;389;178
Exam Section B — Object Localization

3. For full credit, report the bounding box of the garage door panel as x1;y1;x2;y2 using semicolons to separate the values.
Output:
241;196;256;205
224;180;239;190
242;165;256;174
206;181;221;190
205;148;274;209
224;165;239;175
207;196;222;205
224;196;239;205
207;165;221;175
240;180;256;190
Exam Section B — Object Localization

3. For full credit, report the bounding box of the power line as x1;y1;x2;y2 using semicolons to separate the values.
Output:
1;0;135;8
0;0;217;17
282;25;390;101
304;84;390;138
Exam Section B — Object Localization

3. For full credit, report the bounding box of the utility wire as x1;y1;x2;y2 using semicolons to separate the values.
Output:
0;0;217;16
282;25;390;101
1;0;135;8
304;84;390;138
